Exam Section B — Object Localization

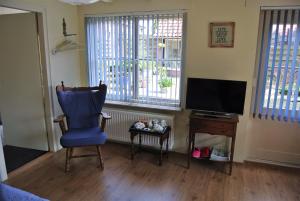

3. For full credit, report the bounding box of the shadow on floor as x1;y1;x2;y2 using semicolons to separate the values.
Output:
3;145;47;173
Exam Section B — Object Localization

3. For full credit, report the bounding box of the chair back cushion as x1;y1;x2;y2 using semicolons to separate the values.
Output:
57;89;106;129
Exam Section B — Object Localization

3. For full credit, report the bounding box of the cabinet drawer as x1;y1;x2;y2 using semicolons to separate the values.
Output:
190;119;234;137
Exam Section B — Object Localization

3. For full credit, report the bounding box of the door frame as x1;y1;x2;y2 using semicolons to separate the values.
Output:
0;125;6;181
0;1;57;180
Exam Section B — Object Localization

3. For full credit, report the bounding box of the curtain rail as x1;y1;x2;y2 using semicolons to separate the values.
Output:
84;9;188;17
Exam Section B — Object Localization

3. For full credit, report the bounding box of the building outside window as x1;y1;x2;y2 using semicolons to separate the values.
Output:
85;13;185;109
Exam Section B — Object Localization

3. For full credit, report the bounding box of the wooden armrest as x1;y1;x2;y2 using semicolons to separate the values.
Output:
100;112;111;132
54;114;65;123
101;112;111;119
53;114;67;134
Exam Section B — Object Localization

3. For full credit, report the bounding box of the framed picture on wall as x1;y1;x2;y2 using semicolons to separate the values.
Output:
209;22;235;48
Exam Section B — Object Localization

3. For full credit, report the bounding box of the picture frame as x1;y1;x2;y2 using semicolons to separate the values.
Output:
209;22;235;48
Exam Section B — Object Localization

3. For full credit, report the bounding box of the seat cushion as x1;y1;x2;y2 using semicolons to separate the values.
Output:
60;127;107;147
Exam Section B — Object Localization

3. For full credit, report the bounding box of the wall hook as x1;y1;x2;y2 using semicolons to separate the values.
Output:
63;18;77;37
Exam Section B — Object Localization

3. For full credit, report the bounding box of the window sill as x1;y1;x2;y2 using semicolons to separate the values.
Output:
104;100;182;112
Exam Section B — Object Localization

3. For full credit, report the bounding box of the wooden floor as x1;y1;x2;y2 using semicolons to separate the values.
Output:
6;143;300;201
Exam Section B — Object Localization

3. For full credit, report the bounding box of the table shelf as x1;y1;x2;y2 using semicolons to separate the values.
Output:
191;157;231;163
187;112;239;175
129;123;171;166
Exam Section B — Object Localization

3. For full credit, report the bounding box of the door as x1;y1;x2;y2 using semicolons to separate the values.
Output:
0;12;48;151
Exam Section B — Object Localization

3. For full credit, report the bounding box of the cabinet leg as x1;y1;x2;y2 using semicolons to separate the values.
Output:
187;132;193;169
130;133;135;160
138;133;142;152
229;135;236;175
191;134;195;151
166;134;169;159
159;138;163;166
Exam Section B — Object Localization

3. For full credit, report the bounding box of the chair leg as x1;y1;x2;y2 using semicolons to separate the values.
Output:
69;148;74;158
96;146;104;170
65;148;71;173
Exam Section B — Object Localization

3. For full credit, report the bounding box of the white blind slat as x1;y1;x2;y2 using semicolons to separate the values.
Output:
85;13;184;108
254;9;300;122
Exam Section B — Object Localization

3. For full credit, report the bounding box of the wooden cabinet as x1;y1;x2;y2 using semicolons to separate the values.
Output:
187;112;239;175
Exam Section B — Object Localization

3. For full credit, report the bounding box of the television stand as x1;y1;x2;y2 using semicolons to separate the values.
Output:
192;111;234;119
187;112;239;175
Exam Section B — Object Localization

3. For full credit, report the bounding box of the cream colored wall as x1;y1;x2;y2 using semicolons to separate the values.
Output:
246;119;300;166
0;0;81;151
78;0;300;165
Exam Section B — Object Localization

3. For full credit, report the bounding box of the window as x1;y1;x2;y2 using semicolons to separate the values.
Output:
253;9;300;121
85;13;185;109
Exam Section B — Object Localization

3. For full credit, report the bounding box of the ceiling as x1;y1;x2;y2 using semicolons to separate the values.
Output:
59;0;112;5
0;7;29;15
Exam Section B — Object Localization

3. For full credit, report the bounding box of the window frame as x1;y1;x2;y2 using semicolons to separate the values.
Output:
85;11;187;111
251;8;300;121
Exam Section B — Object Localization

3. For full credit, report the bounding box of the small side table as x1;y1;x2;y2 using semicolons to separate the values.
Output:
187;113;239;175
129;123;171;166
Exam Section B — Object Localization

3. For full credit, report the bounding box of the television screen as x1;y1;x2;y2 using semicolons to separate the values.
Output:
186;78;247;115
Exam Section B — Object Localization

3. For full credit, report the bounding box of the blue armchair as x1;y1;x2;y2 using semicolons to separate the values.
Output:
0;183;48;201
54;81;111;172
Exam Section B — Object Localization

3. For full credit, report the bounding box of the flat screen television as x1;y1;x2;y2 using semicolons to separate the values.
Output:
186;78;247;115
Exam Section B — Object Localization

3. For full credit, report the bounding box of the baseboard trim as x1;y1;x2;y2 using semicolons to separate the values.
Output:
245;158;300;169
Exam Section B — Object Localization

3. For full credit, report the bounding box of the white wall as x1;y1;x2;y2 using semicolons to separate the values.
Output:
78;0;300;165
0;0;82;151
